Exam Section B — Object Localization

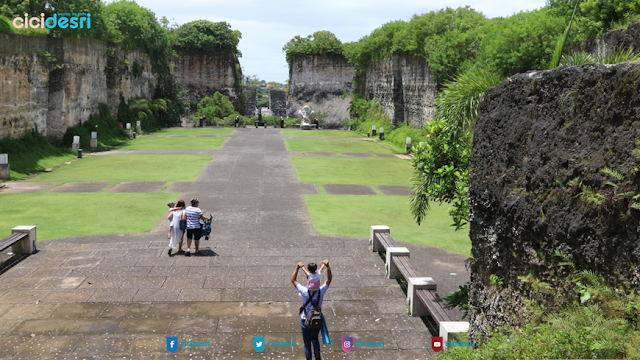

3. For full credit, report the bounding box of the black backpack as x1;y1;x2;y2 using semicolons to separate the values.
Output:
300;290;323;330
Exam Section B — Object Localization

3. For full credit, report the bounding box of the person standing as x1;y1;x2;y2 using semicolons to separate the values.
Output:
291;260;332;360
184;197;210;256
167;200;186;257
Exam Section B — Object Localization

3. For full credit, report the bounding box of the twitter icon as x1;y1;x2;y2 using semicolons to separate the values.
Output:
253;336;265;352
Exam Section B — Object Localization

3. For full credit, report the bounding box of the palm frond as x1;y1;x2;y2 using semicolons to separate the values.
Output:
435;67;503;139
550;1;579;69
598;47;640;64
560;51;595;66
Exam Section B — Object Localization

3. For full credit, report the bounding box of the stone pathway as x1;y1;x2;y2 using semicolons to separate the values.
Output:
0;128;469;359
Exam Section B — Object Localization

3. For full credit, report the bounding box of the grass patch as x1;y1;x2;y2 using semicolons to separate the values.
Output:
25;155;210;183
285;139;395;154
282;129;364;138
0;192;179;241
115;137;226;151
0;131;76;181
291;157;412;186
305;194;471;256
152;128;235;136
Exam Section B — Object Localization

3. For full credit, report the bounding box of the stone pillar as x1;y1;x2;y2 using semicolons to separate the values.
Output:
0;153;9;180
90;132;98;149
72;136;80;151
11;225;37;254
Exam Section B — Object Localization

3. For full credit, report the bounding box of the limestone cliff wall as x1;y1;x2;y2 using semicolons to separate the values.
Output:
173;50;239;108
469;63;640;341
0;34;156;142
575;21;640;57
243;86;257;117
286;54;354;127
270;90;286;117
363;53;437;127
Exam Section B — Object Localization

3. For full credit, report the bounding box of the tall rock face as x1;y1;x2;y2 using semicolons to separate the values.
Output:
469;63;640;341
243;86;257;117
173;49;240;108
576;21;640;56
363;53;437;127
269;90;286;117
286;54;354;127
0;34;156;142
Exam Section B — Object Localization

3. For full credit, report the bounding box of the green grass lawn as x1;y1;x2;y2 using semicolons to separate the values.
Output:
282;129;364;138
285;139;396;154
0;193;180;241
305;195;471;256
8;153;77;180
25;155;210;183
291;157;412;186
149;128;235;136
115;136;226;151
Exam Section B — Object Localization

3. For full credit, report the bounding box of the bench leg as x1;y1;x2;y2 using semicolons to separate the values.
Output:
406;277;437;316
439;321;470;349
11;226;37;255
369;225;389;252
385;247;410;279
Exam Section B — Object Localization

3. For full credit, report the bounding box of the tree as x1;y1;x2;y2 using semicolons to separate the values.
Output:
283;30;343;65
104;0;176;73
173;20;242;56
196;92;236;120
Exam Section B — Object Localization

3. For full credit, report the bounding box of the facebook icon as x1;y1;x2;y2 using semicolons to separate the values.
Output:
167;336;178;352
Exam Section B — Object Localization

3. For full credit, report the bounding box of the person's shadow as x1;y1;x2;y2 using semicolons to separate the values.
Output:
193;248;217;257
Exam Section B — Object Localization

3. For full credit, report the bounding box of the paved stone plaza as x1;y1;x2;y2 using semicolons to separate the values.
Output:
0;129;470;359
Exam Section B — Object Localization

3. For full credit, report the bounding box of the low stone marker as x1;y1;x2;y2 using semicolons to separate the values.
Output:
72;136;80;151
372;124;377;136
405;137;411;152
90;132;98;149
379;127;385;140
0;153;8;180
126;123;132;137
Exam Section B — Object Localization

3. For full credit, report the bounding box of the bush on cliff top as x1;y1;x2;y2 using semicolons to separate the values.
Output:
173;20;242;56
283;30;343;65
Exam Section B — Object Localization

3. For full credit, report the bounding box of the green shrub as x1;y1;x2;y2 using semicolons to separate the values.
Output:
437;272;640;359
62;107;128;150
0;128;72;179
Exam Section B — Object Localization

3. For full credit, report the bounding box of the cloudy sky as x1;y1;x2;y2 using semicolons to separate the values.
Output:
134;0;546;83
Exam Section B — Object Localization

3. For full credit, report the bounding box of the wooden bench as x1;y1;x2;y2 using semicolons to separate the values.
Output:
0;226;37;256
369;225;468;349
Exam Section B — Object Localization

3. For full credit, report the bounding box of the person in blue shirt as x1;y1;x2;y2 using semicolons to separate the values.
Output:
291;260;332;360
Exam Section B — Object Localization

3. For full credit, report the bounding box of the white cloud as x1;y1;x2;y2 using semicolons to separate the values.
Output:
134;0;547;82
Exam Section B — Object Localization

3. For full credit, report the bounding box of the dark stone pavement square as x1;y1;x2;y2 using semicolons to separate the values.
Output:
323;184;377;195
14;334;82;357
341;152;375;158
0;182;57;193
48;182;111;193
377;185;410;196
107;182;167;193
305;152;338;157
298;183;320;194
375;153;402;159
